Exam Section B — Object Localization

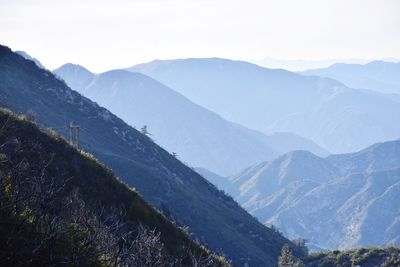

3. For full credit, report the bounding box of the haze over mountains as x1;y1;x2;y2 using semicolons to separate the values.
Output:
301;61;400;95
1;45;307;266
253;57;372;72
53;57;400;253
200;140;400;251
54;63;327;175
4;45;400;266
128;58;400;153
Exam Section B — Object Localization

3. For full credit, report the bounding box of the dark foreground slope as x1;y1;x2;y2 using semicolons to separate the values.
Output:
0;45;301;266
0;109;227;266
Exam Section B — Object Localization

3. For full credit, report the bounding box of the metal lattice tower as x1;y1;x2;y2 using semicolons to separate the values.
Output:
69;122;80;149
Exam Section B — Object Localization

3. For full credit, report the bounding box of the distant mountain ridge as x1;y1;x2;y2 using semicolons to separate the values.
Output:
0;44;303;266
16;50;46;69
253;57;371;72
301;61;400;95
54;62;328;175
127;58;400;153
200;140;400;250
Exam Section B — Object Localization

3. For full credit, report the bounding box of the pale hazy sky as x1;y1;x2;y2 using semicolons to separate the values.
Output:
1;0;399;72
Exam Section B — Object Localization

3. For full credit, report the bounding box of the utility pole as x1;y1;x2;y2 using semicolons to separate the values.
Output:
69;122;81;149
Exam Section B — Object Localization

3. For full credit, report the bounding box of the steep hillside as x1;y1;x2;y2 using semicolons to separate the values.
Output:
326;139;400;175
0;45;302;266
274;168;400;249
301;61;400;94
128;58;400;153
0;109;226;266
226;151;339;222
200;140;400;250
54;63;327;175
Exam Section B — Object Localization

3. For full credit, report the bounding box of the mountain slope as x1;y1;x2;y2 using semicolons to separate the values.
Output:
227;151;339;222
0;108;226;266
16;50;46;69
326;139;400;175
54;63;327;175
301;61;400;95
274;168;400;249
127;58;400;153
54;63;95;91
0;45;302;266
201;140;400;250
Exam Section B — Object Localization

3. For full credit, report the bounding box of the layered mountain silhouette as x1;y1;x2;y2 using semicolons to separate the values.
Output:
54;63;327;175
128;58;400;153
200;140;400;250
301;61;400;95
0;45;304;266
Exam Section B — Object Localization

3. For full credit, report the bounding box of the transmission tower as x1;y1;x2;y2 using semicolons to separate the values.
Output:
69;122;80;149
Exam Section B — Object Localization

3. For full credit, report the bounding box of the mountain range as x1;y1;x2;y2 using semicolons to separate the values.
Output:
53;63;327;175
128;58;400;153
301;61;400;95
0;44;304;266
199;140;400;250
5;45;400;265
253;57;371;72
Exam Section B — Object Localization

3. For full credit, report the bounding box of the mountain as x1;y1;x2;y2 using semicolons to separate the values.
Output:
326;139;400;175
195;167;228;190
0;108;227;266
253;57;371;72
54;63;95;91
16;50;46;69
274;167;400;249
301;61;400;95
127;58;400;153
0;45;304;266
200;140;400;250
54;63;328;175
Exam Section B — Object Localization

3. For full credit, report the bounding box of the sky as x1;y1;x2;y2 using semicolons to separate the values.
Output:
1;0;399;72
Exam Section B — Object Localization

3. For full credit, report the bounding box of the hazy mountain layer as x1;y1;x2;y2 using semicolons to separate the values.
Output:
128;58;400;153
0;45;303;266
54;63;327;175
16;50;46;69
301;61;400;95
200;140;400;250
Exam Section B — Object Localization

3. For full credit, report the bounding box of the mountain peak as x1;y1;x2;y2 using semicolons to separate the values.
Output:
54;62;93;75
53;63;95;92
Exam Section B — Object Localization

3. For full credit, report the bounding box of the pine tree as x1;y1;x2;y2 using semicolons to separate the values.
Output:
279;245;295;267
141;125;149;135
278;244;305;267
